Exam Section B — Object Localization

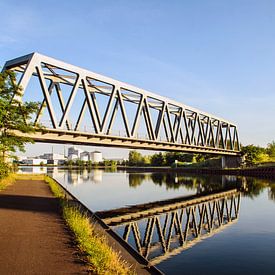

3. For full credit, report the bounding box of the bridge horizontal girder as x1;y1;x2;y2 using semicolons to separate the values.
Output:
14;129;239;155
3;53;241;154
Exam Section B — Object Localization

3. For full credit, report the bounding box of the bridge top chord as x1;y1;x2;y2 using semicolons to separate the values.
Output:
3;52;240;155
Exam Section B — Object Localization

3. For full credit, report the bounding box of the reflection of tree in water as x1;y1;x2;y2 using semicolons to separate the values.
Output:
241;177;268;199
128;173;149;188
140;172;242;192
149;173;275;201
64;168;275;201
268;183;275;201
151;173;199;190
129;173;187;189
198;176;242;193
240;177;275;202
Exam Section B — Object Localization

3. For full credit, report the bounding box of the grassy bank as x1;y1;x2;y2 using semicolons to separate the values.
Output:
45;176;133;275
0;173;46;191
0;173;16;190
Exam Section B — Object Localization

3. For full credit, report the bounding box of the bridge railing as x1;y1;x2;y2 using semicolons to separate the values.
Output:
3;53;240;154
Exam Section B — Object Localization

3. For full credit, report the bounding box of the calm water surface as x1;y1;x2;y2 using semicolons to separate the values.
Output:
20;167;275;274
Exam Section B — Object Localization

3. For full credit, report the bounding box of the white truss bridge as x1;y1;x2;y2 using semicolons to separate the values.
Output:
3;53;240;155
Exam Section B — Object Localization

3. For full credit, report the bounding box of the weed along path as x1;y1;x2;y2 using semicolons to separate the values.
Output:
0;179;87;274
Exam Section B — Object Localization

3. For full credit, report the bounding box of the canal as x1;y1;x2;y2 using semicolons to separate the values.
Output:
20;167;275;274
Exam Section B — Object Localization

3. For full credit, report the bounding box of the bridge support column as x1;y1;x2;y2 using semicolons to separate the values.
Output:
221;156;241;169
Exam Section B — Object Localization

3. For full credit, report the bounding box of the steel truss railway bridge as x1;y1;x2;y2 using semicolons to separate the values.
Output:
3;53;240;155
97;189;240;264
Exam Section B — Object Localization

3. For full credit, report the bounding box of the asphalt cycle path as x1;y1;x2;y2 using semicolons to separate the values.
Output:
0;179;87;274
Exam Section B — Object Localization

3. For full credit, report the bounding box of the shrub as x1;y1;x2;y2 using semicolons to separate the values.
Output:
0;160;10;179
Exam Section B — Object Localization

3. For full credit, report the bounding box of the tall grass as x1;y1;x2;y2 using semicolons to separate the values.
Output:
45;176;64;199
0;173;16;190
0;173;46;191
45;176;133;275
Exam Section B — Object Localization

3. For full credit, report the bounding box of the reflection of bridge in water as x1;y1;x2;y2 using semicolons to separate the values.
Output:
97;189;240;265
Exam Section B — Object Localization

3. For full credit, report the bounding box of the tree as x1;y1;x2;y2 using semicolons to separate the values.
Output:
141;155;150;166
128;150;143;166
241;145;268;166
193;153;213;163
75;159;85;167
266;141;275;159
87;160;93;167
165;152;178;166
165;152;193;165
151;152;165;166
0;70;40;163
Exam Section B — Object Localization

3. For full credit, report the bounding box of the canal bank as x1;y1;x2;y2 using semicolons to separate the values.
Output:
17;167;275;274
0;177;87;274
0;175;162;274
19;164;275;179
47;176;163;275
117;165;275;178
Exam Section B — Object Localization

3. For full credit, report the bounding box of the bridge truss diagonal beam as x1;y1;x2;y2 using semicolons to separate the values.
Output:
3;52;240;155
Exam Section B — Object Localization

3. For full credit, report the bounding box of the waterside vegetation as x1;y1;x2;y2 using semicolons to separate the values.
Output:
0;173;45;190
18;142;275;171
0;173;16;190
45;176;133;274
127;142;275;168
63;159;118;168
0;173;134;274
0;70;40;179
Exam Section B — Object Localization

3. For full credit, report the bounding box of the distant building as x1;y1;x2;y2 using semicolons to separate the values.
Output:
22;158;47;165
66;147;103;162
17;156;27;162
90;151;102;163
68;146;83;158
38;153;66;165
17;156;28;162
80;151;90;161
47;159;66;165
68;154;78;161
40;153;65;161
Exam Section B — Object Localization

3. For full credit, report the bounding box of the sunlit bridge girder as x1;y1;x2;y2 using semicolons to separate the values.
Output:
3;53;240;155
100;189;240;265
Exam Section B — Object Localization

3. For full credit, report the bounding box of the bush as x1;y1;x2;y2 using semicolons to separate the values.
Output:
241;145;267;166
0;160;10;179
151;152;165;166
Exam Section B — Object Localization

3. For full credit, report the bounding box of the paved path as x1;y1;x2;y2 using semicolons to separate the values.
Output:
0;180;87;274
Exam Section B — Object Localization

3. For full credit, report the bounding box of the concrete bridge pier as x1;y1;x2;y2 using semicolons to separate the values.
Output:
221;156;242;168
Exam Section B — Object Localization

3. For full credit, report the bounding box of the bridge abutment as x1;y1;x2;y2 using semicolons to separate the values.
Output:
221;156;242;169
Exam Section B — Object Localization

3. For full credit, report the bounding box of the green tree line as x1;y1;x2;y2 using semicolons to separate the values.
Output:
128;142;275;167
241;142;275;166
128;150;211;167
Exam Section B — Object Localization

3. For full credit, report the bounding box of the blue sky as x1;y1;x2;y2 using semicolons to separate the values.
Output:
0;0;275;157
